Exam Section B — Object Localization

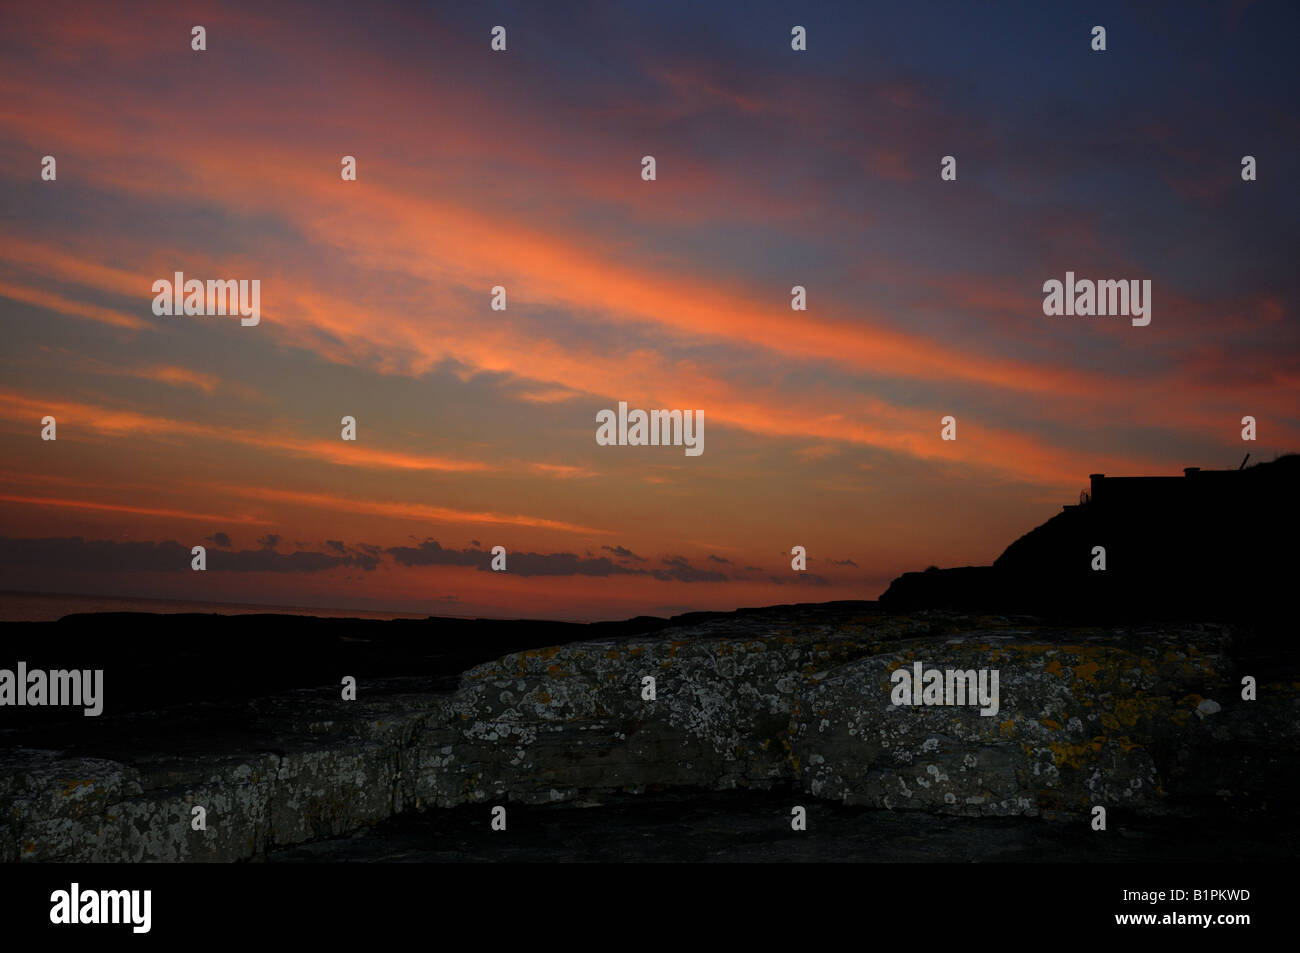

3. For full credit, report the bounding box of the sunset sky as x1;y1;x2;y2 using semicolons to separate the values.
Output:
1;0;1297;620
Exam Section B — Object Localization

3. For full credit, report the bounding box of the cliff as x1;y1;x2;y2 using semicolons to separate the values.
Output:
880;454;1300;621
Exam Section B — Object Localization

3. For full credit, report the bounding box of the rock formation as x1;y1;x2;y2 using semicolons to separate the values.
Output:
4;605;1293;862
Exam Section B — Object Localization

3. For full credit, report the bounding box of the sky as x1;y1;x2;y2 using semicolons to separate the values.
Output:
1;0;1297;621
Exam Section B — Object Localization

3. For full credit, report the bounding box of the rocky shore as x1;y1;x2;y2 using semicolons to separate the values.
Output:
3;603;1294;862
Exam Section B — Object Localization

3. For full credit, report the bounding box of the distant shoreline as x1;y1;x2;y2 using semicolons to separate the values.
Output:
0;590;866;627
0;589;444;624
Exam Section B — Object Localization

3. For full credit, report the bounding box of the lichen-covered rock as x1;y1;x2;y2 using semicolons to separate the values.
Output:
2;608;1295;862
0;689;442;862
411;610;940;807
791;630;1235;817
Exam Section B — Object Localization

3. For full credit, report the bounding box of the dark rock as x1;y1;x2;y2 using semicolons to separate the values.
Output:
880;454;1300;624
4;606;1294;862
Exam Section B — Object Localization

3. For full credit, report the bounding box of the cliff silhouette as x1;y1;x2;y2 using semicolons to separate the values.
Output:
879;454;1300;622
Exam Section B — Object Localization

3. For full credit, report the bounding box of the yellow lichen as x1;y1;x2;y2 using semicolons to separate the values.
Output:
1099;697;1156;730
781;738;801;774
1048;738;1104;769
1071;661;1103;685
521;646;562;660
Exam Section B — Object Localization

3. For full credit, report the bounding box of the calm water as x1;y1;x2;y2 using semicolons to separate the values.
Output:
0;590;433;623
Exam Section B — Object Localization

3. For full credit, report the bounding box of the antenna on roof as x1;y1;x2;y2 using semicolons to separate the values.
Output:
1239;453;1250;470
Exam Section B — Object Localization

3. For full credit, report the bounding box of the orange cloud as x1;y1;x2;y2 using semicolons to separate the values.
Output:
0;388;494;473
0;492;269;524
209;483;609;536
2;11;1295;509
0;279;145;330
135;365;221;394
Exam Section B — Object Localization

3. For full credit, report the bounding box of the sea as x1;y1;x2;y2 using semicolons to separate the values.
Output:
0;590;433;623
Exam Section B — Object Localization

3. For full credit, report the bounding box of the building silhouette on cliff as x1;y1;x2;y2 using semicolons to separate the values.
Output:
880;454;1299;621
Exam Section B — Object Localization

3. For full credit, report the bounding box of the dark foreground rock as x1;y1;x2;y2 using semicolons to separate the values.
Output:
265;788;1297;863
2;605;1296;862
